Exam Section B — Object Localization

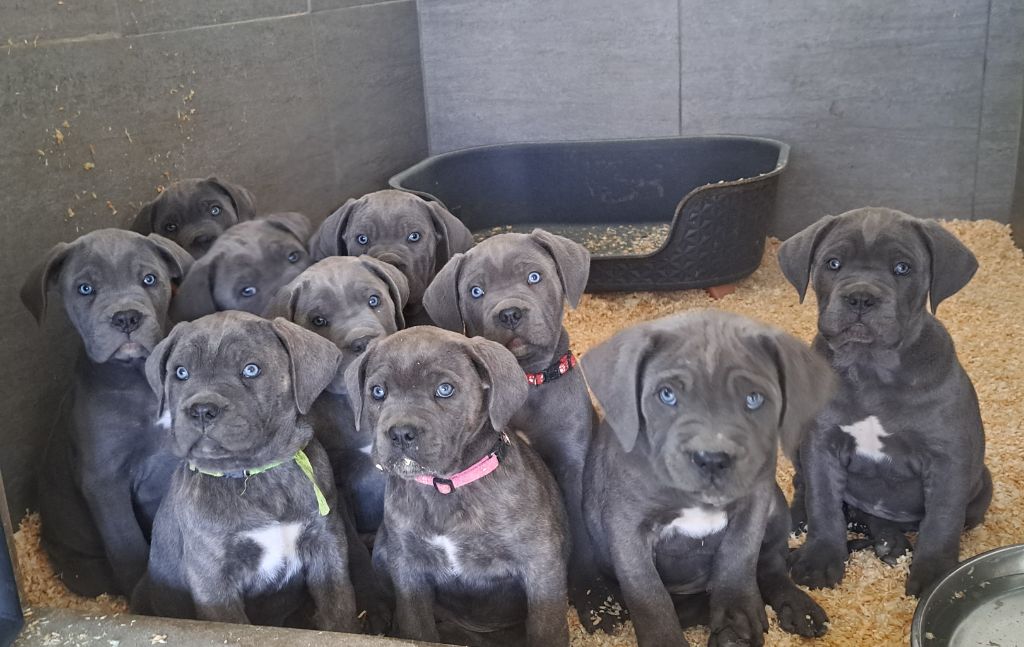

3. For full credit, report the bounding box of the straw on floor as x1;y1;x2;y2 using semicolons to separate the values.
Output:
13;220;1024;647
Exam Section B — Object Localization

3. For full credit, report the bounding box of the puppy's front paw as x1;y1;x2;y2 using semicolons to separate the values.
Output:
906;555;955;597
570;576;628;634
772;587;829;637
710;591;768;647
789;543;846;589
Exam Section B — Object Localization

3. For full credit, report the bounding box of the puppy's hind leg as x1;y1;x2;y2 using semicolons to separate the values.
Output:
302;514;359;633
340;503;392;633
845;508;911;567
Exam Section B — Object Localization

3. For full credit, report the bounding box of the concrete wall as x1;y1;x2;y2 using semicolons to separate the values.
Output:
0;0;427;521
418;0;1024;237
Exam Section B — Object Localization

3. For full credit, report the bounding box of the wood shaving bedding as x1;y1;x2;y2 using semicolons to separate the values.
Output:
13;220;1024;646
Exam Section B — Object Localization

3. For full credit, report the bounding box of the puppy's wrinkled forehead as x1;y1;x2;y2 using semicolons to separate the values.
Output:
647;313;776;385
821;211;922;260
463;233;552;279
368;329;474;378
175;316;279;366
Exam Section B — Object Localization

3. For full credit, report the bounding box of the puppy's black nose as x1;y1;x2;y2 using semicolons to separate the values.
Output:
111;309;143;334
844;291;877;313
350;336;374;354
497;307;523;330
389;425;419;449
692;451;732;477
192;234;214;249
188;402;220;423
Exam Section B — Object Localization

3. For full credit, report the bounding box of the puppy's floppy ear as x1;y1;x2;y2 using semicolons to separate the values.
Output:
309;199;359;260
262;212;312;244
424;199;474;269
263;276;304;320
270;317;342;415
205;177;256;222
359;255;410;329
343;340;376;432
169;255;218;322
581;326;657;452
760;330;837;460
466;337;528;432
20;241;73;323
145;321;189;419
777;215;840;302
530;228;590;308
144;234;193;282
130;196;159;234
422;253;466;332
911;219;978;313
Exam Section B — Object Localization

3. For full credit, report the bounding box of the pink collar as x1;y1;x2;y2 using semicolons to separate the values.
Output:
414;434;511;494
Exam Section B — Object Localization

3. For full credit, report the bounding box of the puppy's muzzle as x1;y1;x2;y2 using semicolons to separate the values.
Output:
374;251;407;274
182;393;231;432
110;309;143;334
843;289;879;316
389;424;420;450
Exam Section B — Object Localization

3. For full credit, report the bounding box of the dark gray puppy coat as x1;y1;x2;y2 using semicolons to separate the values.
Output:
308;190;474;327
346;327;570;647
582;311;834;647
170;213;312;322
20;229;193;596
779;207;991;597
131;177;256;259
265;255;410;534
422;230;614;632
131;312;358;632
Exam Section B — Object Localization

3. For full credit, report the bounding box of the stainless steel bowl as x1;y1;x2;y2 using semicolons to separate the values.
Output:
912;544;1024;646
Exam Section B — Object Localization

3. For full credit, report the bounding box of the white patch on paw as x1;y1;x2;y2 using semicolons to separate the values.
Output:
427;534;462;575
841;415;890;461
243;523;303;583
156;409;171;430
661;507;728;539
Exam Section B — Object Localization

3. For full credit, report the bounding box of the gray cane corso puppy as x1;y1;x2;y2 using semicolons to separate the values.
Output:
170;212;312;322
423;229;615;632
131;177;256;259
582;311;835;647
308;190;474;327
265;255;409;535
780;207;991;597
21;229;192;596
131;312;358;632
346;327;570;647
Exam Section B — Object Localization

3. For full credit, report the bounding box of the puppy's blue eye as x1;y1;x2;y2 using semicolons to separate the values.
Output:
311;315;328;328
745;392;765;411
470;286;485;299
893;261;911;276
407;231;422;243
142;273;157;287
210;205;221;216
826;258;842;271
527;271;542;284
435;383;454;398
658;386;677;406
287;251;300;263
356;234;369;246
368;294;381;308
164;223;178;233
240;286;257;297
371;384;387;401
241;363;261;378
77;283;94;296
175;366;190;381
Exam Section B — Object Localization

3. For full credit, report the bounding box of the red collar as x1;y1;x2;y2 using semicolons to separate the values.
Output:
414;434;511;495
525;350;577;386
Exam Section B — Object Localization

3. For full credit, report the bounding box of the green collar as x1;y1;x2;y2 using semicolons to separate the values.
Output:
188;448;330;516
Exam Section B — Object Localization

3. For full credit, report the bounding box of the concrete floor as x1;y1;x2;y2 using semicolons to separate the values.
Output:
15;607;440;647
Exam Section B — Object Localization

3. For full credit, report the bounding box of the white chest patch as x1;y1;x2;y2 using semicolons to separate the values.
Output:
243;523;303;583
662;507;728;539
358;443;372;455
427;535;462;575
841;415;890;461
